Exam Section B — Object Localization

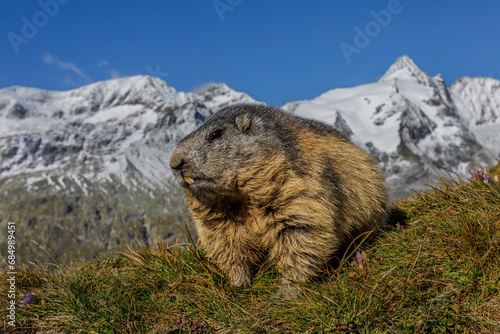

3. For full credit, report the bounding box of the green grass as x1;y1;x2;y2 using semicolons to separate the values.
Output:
1;164;500;333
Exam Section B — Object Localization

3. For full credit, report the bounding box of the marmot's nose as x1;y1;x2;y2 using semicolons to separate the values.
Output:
170;152;187;172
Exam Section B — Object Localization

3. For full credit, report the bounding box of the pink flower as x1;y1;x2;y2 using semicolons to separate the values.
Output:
355;251;364;268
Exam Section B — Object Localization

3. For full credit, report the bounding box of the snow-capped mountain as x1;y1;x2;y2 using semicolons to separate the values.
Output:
0;76;258;182
450;76;500;157
283;56;498;195
1;56;499;264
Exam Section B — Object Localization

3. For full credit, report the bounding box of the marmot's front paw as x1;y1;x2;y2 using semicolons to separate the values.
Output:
228;268;252;288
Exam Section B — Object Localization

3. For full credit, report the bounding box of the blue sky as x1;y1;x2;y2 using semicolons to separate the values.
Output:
1;1;499;106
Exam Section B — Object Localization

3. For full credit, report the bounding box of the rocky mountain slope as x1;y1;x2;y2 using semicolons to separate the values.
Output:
1;56;498;264
450;76;500;157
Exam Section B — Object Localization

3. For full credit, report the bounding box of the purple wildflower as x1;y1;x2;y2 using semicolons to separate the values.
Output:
469;168;494;184
355;251;364;268
19;292;34;308
469;168;476;179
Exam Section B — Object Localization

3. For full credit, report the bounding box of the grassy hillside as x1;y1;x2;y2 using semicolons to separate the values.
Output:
1;164;499;333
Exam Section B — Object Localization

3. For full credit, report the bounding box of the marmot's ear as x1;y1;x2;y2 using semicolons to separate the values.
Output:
235;113;263;134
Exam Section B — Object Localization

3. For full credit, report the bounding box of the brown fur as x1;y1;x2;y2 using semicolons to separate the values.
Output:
170;104;388;296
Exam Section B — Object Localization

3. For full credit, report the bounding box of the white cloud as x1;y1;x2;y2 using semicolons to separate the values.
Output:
42;54;92;84
98;60;108;67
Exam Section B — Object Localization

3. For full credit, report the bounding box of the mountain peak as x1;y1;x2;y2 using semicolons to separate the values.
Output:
73;74;172;95
379;56;434;86
67;75;192;110
192;82;262;109
192;82;232;95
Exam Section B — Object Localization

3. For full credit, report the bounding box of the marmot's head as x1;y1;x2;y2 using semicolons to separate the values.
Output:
170;104;287;195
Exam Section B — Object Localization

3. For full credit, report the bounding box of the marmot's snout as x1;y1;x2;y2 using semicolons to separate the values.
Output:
170;150;195;186
170;151;185;172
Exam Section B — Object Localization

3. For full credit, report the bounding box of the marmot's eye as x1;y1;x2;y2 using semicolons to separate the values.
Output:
210;129;223;140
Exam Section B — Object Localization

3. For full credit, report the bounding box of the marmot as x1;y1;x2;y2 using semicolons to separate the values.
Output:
170;104;388;296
